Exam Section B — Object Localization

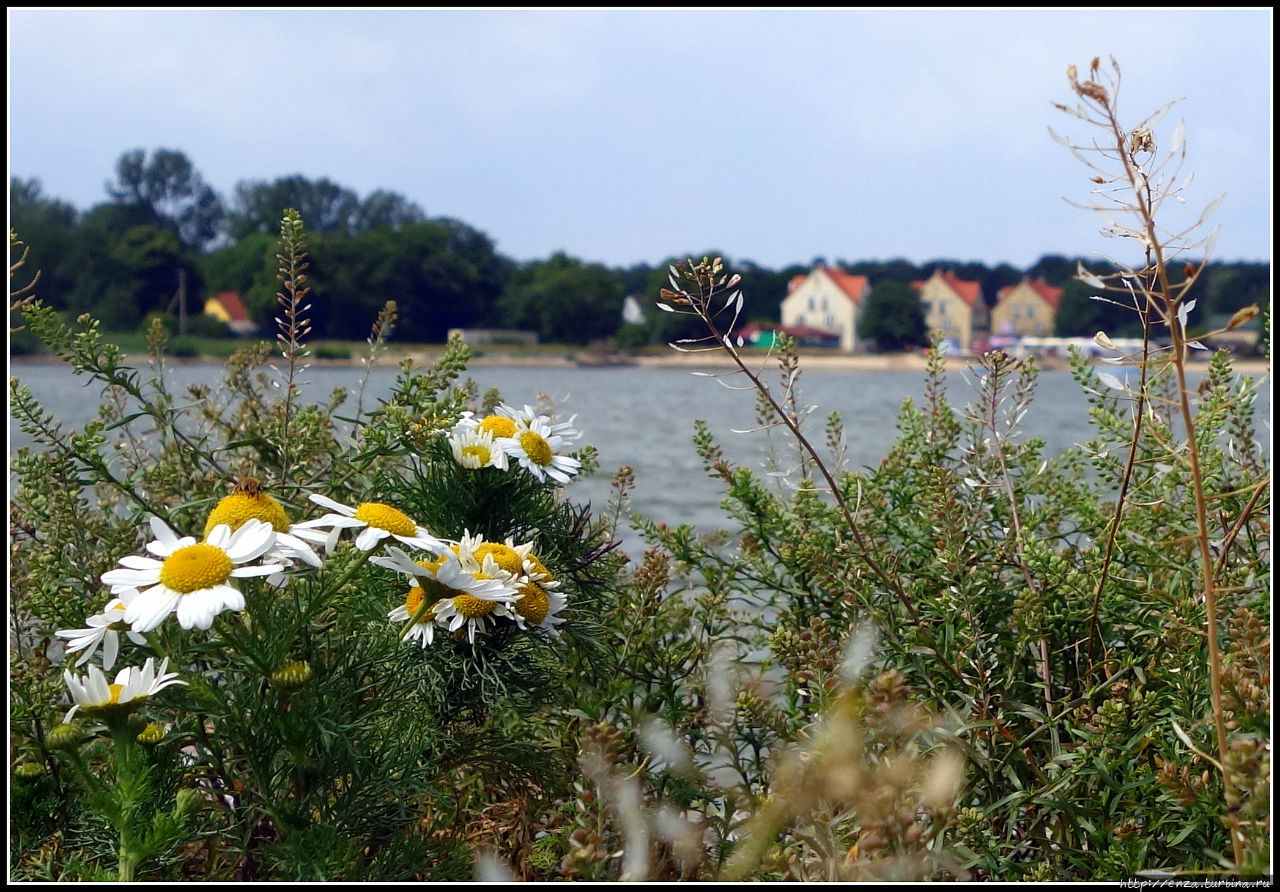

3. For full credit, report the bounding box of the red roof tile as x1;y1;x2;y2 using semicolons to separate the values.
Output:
1027;277;1063;309
212;291;251;322
938;271;982;307
996;277;1063;310
824;268;870;306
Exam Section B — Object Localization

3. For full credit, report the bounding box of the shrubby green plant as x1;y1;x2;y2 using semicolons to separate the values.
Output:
623;57;1268;880
9;211;621;881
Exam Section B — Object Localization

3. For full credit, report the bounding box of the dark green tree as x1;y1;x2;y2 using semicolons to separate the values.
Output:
105;148;225;250
250;217;510;342
857;280;927;351
354;189;427;233
499;252;625;345
9;178;80;313
230;176;361;238
199;231;278;296
1053;277;1142;337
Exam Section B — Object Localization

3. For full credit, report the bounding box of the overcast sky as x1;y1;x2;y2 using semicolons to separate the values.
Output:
7;8;1273;270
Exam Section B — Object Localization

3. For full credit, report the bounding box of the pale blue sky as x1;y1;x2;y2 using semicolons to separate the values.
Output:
7;8;1273;269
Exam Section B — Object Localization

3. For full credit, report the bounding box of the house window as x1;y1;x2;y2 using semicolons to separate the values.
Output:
808;297;815;311
821;296;829;311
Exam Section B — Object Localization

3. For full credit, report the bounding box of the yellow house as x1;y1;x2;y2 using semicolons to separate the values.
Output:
204;291;259;336
779;263;870;351
912;270;987;351
992;277;1063;337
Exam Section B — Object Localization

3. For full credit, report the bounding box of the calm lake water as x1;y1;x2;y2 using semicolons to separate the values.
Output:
9;358;1269;557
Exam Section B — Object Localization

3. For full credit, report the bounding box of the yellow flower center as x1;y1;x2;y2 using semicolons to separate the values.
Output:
473;543;525;577
159;543;233;594
405;586;439;621
528;556;553;581
460;444;492;466
519;430;554;467
353;502;418;537
204;491;291;537
516;584;550;625
452;594;497;619
107;683;126;704
478;416;517;439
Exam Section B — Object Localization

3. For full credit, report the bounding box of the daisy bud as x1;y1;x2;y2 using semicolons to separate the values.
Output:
46;723;84;751
14;762;44;782
136;722;166;746
270;660;313;690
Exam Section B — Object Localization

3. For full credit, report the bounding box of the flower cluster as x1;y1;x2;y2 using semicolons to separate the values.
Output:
54;464;573;727
377;531;567;646
447;402;582;483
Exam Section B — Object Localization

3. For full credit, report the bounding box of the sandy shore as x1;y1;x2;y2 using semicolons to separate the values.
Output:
11;347;1271;377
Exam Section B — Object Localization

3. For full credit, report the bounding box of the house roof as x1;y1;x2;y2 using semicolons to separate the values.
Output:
912;270;983;307
211;291;251;322
789;263;869;305
996;277;1063;310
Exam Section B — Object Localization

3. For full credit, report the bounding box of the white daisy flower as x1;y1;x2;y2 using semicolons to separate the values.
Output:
102;517;283;633
63;656;186;723
448;426;509;470
54;590;148;670
295;494;448;555
498;416;582;484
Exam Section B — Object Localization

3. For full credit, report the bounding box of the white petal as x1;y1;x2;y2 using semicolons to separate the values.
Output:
176;594;220;631
101;631;120;670
149;516;183;550
125;587;181;633
355;527;387;551
102;567;161;587
308;493;353;516
205;523;233;548
229;563;284;578
116;554;164;570
225;520;275;562
211;585;245;613
274;532;322;567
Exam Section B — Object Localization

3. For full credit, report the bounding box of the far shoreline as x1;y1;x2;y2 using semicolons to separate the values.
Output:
9;346;1272;377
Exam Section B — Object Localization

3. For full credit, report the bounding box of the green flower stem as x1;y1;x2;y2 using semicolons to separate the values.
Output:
324;546;375;598
399;592;437;641
106;716;144;883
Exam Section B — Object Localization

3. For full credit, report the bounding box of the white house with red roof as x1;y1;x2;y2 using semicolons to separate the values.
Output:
778;262;871;351
912;270;988;352
992;277;1062;338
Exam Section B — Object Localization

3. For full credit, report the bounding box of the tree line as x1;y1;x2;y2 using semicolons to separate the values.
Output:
10;148;1270;350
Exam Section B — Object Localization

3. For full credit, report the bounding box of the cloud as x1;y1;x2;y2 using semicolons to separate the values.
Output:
8;8;1271;268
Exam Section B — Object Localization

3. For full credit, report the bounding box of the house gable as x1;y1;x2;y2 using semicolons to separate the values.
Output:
992;277;1062;337
779;263;870;352
913;269;986;350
